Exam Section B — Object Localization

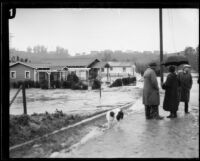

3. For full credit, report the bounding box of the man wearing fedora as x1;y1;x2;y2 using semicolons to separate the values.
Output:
177;64;193;114
143;62;163;120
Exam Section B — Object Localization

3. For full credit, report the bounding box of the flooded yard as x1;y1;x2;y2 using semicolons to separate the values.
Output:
9;84;143;115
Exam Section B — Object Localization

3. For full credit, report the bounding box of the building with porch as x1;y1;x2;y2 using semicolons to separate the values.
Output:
9;58;100;88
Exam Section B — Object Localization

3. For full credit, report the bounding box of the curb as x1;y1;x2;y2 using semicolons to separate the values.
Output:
9;101;135;151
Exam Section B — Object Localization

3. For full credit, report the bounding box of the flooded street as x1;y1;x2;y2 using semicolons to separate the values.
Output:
53;77;199;158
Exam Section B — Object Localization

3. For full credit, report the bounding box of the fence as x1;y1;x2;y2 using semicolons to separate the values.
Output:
10;84;27;115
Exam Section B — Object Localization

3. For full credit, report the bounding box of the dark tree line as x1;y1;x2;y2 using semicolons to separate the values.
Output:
184;46;199;72
9;55;31;63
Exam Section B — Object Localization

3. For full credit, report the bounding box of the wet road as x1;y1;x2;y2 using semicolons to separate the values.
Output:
54;78;199;158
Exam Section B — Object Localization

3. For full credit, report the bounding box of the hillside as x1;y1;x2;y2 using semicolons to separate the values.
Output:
9;49;163;64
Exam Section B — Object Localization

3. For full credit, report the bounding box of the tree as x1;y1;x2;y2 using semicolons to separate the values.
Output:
184;46;198;72
33;45;47;54
20;58;24;62
102;50;112;61
184;47;195;56
27;46;32;53
10;56;15;62
16;56;19;61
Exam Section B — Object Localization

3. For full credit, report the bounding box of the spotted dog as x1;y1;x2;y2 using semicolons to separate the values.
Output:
106;108;124;129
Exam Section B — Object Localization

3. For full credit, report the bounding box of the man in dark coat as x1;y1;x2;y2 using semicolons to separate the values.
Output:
162;66;179;118
177;65;193;114
143;62;163;120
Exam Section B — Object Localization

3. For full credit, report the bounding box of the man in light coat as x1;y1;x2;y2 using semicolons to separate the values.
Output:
143;62;163;120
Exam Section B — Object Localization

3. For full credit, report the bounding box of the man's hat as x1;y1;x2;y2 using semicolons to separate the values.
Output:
183;64;191;69
148;62;157;67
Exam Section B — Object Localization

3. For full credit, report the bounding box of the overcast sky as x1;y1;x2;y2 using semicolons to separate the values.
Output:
9;8;199;55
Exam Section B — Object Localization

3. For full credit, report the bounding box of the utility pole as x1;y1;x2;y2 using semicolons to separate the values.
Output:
159;8;164;84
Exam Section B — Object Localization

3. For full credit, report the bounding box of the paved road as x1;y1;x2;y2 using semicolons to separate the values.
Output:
53;78;199;158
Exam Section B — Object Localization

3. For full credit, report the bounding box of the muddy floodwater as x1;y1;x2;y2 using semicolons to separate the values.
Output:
53;77;199;158
9;84;142;115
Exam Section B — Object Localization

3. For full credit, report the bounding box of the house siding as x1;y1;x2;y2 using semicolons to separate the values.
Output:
101;66;134;77
10;64;35;83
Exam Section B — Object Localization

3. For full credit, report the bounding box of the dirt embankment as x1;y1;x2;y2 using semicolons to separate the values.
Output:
9;102;135;158
9;108;112;157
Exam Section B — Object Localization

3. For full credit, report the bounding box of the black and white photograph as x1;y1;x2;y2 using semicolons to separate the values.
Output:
2;5;199;158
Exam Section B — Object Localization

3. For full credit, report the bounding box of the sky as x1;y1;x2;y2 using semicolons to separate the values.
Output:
9;9;199;56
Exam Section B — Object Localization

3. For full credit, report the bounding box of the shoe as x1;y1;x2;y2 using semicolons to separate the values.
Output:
170;115;177;118
155;116;164;120
146;116;153;120
167;115;173;118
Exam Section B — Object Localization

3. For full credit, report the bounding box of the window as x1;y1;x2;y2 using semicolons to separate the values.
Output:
25;71;30;79
10;71;16;79
123;67;126;72
101;68;104;72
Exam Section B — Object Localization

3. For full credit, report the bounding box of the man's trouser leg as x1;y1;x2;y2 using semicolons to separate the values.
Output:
152;105;163;120
145;105;152;119
185;101;189;113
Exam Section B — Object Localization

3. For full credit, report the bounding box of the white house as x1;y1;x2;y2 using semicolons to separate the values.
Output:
92;61;136;83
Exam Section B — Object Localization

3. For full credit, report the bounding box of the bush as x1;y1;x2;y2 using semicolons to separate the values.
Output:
67;72;79;83
24;80;35;88
53;109;64;118
34;81;40;88
110;78;122;87
71;81;88;90
130;77;136;83
92;79;101;89
71;83;80;90
40;80;48;89
122;77;130;85
10;82;18;88
17;81;24;88
55;80;61;88
62;81;72;89
10;114;31;126
81;83;88;90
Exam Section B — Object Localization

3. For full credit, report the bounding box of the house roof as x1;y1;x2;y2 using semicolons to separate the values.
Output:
91;61;110;68
10;62;38;69
107;61;134;67
9;58;100;70
44;58;100;68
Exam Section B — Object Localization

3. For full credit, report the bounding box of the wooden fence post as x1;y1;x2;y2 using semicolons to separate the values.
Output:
22;83;27;115
9;85;22;107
